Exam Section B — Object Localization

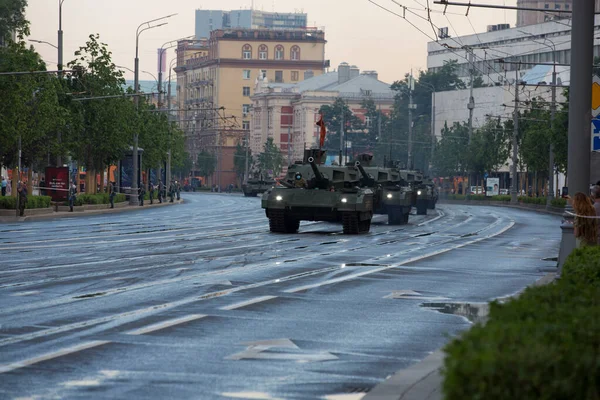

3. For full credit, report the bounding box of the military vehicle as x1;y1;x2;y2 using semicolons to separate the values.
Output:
261;150;374;234
354;154;413;225
397;170;433;215
242;174;276;197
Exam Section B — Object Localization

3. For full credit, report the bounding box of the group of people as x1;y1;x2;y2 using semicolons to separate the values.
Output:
571;182;600;247
137;180;181;206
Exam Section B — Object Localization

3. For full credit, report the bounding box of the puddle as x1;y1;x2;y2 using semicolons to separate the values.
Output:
320;241;339;245
344;263;388;267
542;257;558;262
295;246;308;249
73;292;107;299
284;259;297;263
421;302;489;324
414;232;435;237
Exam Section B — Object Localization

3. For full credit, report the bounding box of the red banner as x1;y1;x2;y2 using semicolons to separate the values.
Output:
45;167;69;201
316;114;326;148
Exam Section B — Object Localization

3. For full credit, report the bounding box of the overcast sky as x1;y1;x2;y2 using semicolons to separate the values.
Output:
26;0;516;84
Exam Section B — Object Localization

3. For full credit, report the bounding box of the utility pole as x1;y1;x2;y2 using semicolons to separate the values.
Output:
430;90;436;176
339;110;344;166
166;72;172;190
467;49;475;191
16;135;21;217
244;130;250;185
287;125;292;166
547;64;556;208
510;66;520;204
407;72;414;169
378;103;382;163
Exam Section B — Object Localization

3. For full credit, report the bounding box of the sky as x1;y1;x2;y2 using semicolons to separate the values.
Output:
26;0;516;84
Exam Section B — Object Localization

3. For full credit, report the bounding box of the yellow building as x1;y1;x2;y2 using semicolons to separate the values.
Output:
175;28;328;188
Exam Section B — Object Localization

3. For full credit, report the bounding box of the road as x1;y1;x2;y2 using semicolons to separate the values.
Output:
0;193;560;400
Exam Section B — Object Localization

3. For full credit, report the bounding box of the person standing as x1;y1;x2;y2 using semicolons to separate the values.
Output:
108;181;116;209
176;181;181;201
1;176;6;196
39;177;46;196
69;182;77;212
570;192;598;248
17;181;27;216
149;182;155;205
138;184;145;206
158;179;164;204
169;182;175;203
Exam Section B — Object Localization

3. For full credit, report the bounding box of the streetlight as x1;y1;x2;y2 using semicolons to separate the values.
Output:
166;57;177;190
419;81;436;177
58;0;66;73
130;14;176;205
29;39;58;49
158;36;195;108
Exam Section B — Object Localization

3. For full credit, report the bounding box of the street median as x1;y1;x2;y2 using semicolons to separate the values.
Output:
439;195;566;216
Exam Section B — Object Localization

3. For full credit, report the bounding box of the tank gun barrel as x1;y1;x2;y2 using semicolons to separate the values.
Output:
355;161;369;180
307;157;325;182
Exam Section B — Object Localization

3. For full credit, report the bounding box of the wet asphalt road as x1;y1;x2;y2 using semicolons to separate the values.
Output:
0;193;560;400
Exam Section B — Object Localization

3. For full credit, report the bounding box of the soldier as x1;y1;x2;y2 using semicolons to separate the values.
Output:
108;181;116;209
158;179;164;203
17;181;27;216
148;181;155;205
138;184;145;206
176;181;181;200
294;173;307;188
68;182;77;212
169;182;175;203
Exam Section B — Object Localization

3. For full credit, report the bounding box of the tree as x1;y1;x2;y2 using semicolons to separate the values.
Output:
320;98;363;154
196;150;216;181
433;122;469;177
467;118;510;178
0;0;29;42
234;143;251;184
257;137;283;176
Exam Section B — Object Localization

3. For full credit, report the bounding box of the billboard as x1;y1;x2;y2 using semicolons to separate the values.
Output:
486;177;500;197
45;167;69;201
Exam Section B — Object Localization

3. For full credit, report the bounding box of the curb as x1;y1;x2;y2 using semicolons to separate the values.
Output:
364;272;557;400
0;199;184;223
438;200;564;216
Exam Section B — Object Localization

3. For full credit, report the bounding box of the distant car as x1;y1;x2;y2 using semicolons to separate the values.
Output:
470;186;484;194
499;189;509;195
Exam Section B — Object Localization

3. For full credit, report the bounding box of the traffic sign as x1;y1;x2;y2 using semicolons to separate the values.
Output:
593;76;600;117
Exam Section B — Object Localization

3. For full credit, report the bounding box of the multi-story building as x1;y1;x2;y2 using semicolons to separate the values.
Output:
175;28;329;187
195;9;308;39
516;0;600;26
250;62;394;166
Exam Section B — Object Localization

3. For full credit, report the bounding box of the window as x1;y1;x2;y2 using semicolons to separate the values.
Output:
275;45;284;60
258;44;268;60
275;71;283;83
242;120;250;130
242;44;252;59
243;70;251;79
365;116;372;128
243;86;251;96
544;3;549;8
291;71;299;81
554;3;560;9
260;70;267;79
243;104;251;116
565;3;569;9
291;45;300;61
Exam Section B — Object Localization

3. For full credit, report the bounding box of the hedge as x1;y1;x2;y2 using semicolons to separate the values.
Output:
442;246;600;400
0;196;52;209
443;194;566;208
65;193;127;206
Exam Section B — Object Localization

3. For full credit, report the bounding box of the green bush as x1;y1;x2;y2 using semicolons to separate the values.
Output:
442;246;600;400
0;197;17;209
63;193;127;206
490;195;511;202
25;196;52;209
518;196;546;205
551;198;567;208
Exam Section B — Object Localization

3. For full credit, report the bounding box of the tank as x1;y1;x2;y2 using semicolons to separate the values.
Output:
399;170;434;215
261;150;374;234
242;173;275;197
354;154;413;225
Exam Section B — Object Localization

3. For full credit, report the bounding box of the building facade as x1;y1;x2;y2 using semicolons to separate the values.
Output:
175;28;328;187
250;63;394;167
516;0;600;27
195;9;308;39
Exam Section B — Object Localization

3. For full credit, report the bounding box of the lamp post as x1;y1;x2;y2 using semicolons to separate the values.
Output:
157;36;194;108
420;81;436;177
131;14;175;205
30;39;58;49
58;0;66;74
166;57;177;191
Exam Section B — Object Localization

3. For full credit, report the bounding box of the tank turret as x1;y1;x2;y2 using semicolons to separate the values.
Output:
307;156;330;189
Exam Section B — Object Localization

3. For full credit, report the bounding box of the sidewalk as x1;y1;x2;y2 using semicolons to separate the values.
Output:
364;272;557;400
0;199;184;223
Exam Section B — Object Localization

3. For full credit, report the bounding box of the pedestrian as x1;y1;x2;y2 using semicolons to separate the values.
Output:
17;181;27;216
158;179;164;204
149;182;155;205
1;176;6;196
69;182;77;212
593;185;600;245
176;181;181;200
138;184;145;206
169;182;175;203
569;192;598;248
108;181;116;209
39;177;46;196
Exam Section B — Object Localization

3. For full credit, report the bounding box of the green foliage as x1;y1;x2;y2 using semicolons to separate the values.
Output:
551;197;567;208
443;246;600;400
257;137;284;176
0;197;16;209
196;150;216;178
0;0;29;42
519;196;546;205
467;119;510;175
25;195;51;209
69;193;126;206
433;122;469;177
234;143;251;182
320;98;363;153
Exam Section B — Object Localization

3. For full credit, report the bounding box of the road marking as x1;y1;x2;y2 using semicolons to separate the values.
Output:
284;220;515;294
0;340;110;374
11;291;40;296
418;209;444;226
226;338;337;362
220;296;277;310
126;314;207;335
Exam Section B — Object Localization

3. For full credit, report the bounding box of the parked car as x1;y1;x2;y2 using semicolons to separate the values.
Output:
499;189;509;195
470;186;484;194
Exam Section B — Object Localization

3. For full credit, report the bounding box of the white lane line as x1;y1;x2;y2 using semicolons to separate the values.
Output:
0;340;110;374
126;314;207;335
220;296;277;310
285;220;516;294
418;209;444;226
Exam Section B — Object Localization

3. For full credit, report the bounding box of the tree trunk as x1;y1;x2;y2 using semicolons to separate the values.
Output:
11;166;17;197
145;169;150;191
75;167;80;194
100;167;105;193
534;171;538;197
27;166;33;196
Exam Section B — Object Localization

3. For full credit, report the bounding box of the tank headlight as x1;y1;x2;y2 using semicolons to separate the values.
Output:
386;193;393;199
417;190;422;195
276;195;283;201
341;198;348;203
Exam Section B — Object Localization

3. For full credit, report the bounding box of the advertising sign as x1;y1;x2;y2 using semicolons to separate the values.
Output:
486;177;500;197
45;167;69;201
592;76;600;151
